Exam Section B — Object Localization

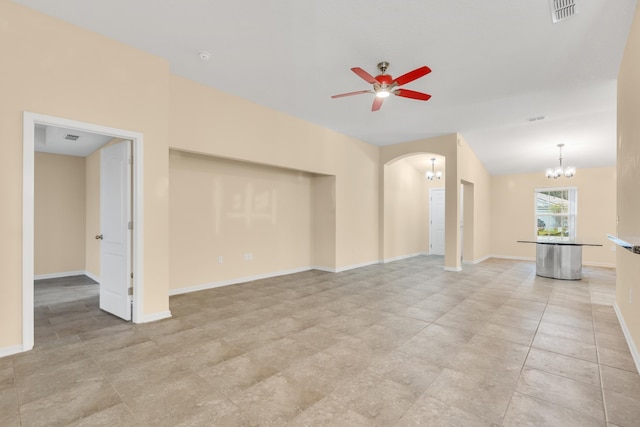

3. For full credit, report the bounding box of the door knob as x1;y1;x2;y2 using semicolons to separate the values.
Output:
95;234;103;240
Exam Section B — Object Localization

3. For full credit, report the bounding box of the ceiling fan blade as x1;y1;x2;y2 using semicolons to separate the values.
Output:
394;89;431;101
331;90;372;99
351;67;377;84
392;66;432;86
372;97;385;111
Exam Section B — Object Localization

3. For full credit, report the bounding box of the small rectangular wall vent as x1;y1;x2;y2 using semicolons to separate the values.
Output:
64;134;80;141
550;0;578;23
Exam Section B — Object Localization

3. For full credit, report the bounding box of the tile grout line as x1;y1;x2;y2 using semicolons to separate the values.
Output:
10;357;24;427
500;269;550;424
590;285;610;425
85;337;144;426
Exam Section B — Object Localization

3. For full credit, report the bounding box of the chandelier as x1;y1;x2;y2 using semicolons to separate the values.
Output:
545;144;576;179
426;158;442;180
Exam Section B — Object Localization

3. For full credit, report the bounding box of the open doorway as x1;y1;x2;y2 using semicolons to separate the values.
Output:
23;112;145;351
382;153;446;264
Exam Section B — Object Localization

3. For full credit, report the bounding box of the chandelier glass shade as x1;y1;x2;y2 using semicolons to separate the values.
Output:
426;158;442;180
545;144;576;179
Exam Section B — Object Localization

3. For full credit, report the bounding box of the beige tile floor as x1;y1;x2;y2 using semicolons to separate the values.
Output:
2;256;640;426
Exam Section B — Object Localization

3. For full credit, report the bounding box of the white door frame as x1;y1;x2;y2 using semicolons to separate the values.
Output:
22;112;145;352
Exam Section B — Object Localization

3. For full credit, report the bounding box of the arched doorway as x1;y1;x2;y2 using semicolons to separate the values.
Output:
379;134;463;272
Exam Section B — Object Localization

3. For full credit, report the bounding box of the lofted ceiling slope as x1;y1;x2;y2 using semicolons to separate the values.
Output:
13;0;638;175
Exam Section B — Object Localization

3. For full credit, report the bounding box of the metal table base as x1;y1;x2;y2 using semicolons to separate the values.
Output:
536;244;582;280
517;240;602;281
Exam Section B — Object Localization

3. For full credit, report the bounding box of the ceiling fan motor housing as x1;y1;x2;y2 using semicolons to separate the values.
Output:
375;74;393;85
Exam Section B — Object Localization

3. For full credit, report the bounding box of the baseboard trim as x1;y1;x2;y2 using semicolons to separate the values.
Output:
311;266;336;273
444;266;463;272
583;261;616;268
84;271;100;283
0;344;25;358
141;310;172;323
34;270;86;280
613;303;640;374
334;260;380;273
463;255;491;265
33;270;102;282
382;252;429;264
169;267;313;296
490;255;535;262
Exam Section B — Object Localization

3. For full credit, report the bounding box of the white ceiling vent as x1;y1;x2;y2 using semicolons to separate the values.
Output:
64;134;80;141
550;0;578;23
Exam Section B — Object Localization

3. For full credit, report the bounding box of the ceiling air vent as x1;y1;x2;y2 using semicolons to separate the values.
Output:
550;0;578;23
64;134;80;141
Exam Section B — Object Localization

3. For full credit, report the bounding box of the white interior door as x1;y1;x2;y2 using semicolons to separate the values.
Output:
430;188;445;255
99;140;132;320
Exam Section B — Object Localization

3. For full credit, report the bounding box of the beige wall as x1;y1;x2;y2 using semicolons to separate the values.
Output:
169;150;315;291
458;136;493;263
616;2;640;363
490;167;616;267
311;175;336;269
2;2;381;350
383;155;446;261
168;75;380;271
0;2;171;348
34;153;86;276
384;156;428;260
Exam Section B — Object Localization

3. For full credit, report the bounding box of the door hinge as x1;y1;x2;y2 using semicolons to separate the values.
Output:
128;155;133;165
128;221;133;230
128;287;133;296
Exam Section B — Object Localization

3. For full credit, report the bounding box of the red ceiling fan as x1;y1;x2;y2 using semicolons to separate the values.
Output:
331;62;432;111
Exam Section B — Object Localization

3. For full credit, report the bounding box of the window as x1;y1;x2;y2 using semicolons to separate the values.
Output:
535;187;577;242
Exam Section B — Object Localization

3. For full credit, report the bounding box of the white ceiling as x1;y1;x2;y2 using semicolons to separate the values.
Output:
15;0;637;175
34;124;113;157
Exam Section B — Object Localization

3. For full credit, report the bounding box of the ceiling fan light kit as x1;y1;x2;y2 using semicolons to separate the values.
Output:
332;61;432;111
